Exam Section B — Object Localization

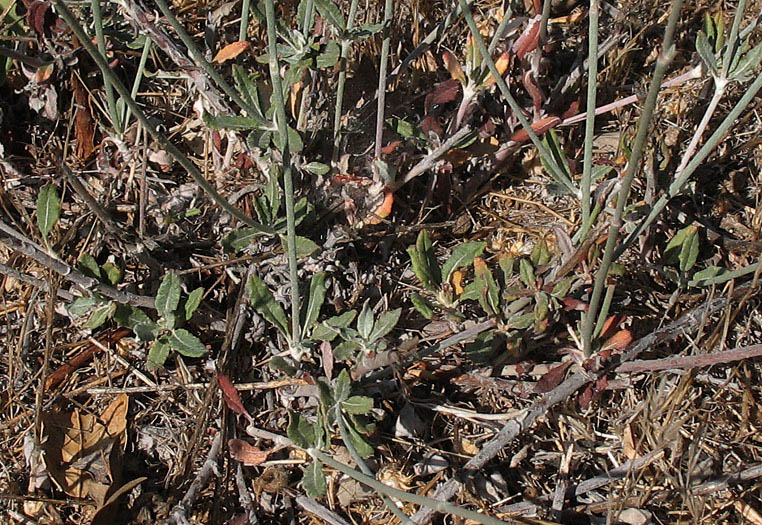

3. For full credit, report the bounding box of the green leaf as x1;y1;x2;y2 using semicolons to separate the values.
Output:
519;259;536;288
248;275;291;336
101;262;123;286
342;417;373;458
222;228;261;253
155;272;182;319
465;330;494;363
202;111;267;131
266;166;281;220
272;198;311;232
342;395;373;415
407;230;440;290
302;461;327;498
312;310;357;341
534;292;549;322
168;329;208;357
441;241;485;284
357;300;374;340
84;301;116;329
690;265;728;286
334;369;351;403
78;254;101;280
530;239;551;267
292;235;320;257
730;41;762;82
301;273;326;336
270;356;297;376
551;277;573;299
184;288;204;320
497;254;514;285
288;412;317;448
368;308;400;343
540;130;577;195
68;295;100;317
508;312;535;330
333;340;360;360
314;0;345;30
114;305;158;341
664;225;698;270
303;162;330;175
316;40;340;68
410;292;434;319
696;31;719;78
273;124;304;152
147;336;171;371
232;65;264;118
678;226;700;273
36;183;60;246
387;116;427;141
474;258;499;315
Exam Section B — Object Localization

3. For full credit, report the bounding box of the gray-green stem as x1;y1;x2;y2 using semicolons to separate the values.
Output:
263;0;301;343
582;0;683;357
91;0;121;135
373;0;393;166
311;449;510;524
580;0;599;238
331;0;360;164
52;0;273;234
457;0;576;196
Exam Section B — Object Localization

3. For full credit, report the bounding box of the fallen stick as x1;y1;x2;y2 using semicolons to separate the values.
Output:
411;283;757;524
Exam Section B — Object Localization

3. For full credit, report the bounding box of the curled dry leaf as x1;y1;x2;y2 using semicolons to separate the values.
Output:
228;439;272;466
601;329;633;351
442;50;465;84
509;116;561;143
217;373;253;424
366;188;394;225
213;41;250;63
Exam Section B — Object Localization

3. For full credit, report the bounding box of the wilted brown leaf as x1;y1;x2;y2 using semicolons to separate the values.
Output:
213;41;250;63
70;71;95;160
229;439;272;466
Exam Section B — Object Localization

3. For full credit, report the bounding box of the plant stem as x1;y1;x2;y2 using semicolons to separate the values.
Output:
91;0;121;136
722;0;747;75
615;70;762;260
151;0;261;120
263;0;301;344
52;0;273;234
582;0;683;357
580;0;599;239
458;0;576;196
331;0;360;164
311;449;510;524
121;35;152;131
373;0;393;167
239;0;251;42
337;414;413;524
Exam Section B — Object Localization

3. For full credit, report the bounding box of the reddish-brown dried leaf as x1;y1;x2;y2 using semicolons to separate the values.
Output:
442;50;465;84
534;361;572;393
425;79;461;113
578;376;607;410
509;116;560;143
228;439;271;466
523;71;543;113
367;188;394;225
217;373;252;422
602;329;633;351
599;314;624;340
321;341;334;380
381;140;402;155
561;298;588;311
213;41;250;63
71;71;95;160
513;19;541;60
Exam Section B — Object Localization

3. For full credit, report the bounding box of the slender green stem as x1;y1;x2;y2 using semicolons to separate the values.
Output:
458;0;576;196
263;0;300;344
299;0;315;34
331;0;360;164
615;70;762;260
373;0;393;164
151;0;260;119
295;0;315;132
239;0;251;42
487;5;513;56
52;0;273;234
337;414;413;524
689;258;762;287
582;0;684;357
538;0;552;46
311;449;510;524
722;0;747;75
121;36;152;131
91;0;121;135
593;283;614;339
580;0;599;237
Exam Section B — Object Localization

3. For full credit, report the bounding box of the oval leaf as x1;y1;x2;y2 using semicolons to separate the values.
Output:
168;328;208;357
213;41;250;63
155;272;181;319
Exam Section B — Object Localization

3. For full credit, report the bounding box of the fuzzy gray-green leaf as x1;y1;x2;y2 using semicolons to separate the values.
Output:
302;461;326;498
368;308;401;343
248;274;290;336
441;241;485;284
147;337;171;371
37;183;60;245
184;288;204;320
357;300;374;340
301;273;326;337
155;272;181;319
342;395;373;415
168;329;208;357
